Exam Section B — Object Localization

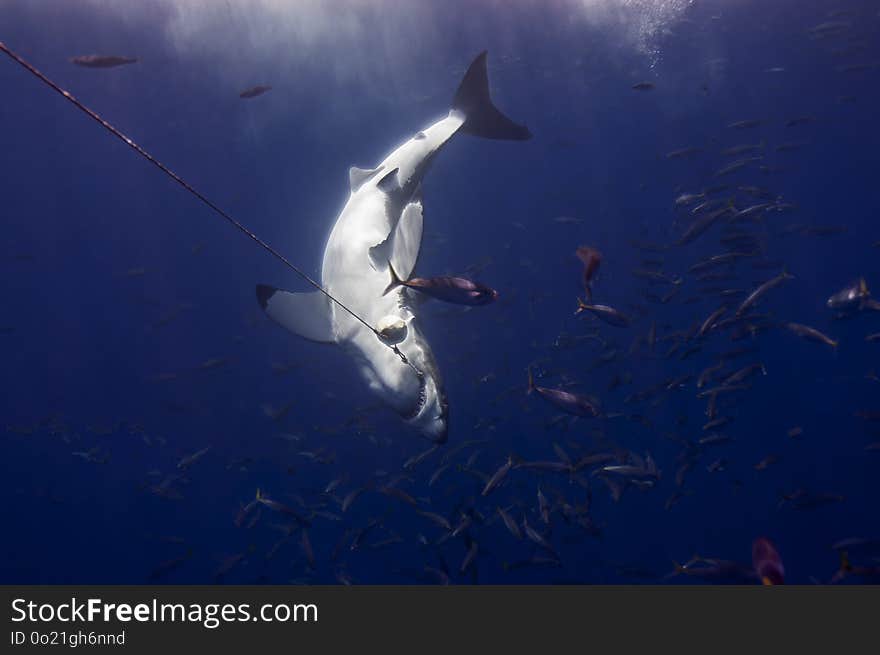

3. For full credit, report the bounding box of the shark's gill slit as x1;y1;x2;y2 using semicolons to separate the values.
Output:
0;40;415;370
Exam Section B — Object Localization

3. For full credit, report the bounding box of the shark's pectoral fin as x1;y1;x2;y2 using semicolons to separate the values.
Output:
349;165;385;193
256;285;335;344
390;199;423;279
368;198;424;278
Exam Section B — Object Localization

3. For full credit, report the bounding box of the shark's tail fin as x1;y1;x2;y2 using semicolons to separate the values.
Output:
452;51;531;141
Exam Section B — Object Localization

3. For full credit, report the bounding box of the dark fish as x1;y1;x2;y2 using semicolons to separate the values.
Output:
675;460;695;488
197;357;229;371
785;116;815;127
552;443;572;466
537;487;551;525
71;54;137;68
300;529;316;570
706;458;727;473
832;552;880;584
665;490;692;511
522;516;557;556
428;463;451;487
714;157;763;177
330;530;352;561
324;476;345;495
384;261;498;305
148;550;193;581
666;147;703;159
527;367;601;417
754;455;780;471
737;185;774;198
668;556;758;583
460;540;479;574
778;489;845;510
677;204;734;245
632;82;654;90
728;119;762;129
808;20;851;36
632;269;682;285
722;362;766;385
255;489;311;526
698;362;724;389
598;452;660;481
239;85;272;99
482;455;515;496
350;520;381;552
379;485;418;507
574;453;615;471
575;299;632;327
675;192;706;207
696;383;751;399
733;202;776;220
689;251;753;273
752;538;784;585
785;323;838;350
722;142;764;156
450;514;473;538
369;534;403;550
736;269;794;316
422;566;450;585
403;444;439;470
703;416;732;431
691;197;731;215
698;433;733;446
213;549;251;582
575;246;602;302
697;305;728;337
335;570;354;586
341;486;367;512
497;506;522;540
415;510;452;531
177;446;211;470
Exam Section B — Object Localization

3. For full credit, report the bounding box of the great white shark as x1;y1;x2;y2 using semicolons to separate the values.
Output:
256;51;530;443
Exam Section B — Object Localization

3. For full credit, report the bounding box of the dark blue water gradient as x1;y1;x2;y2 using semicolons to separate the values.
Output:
1;0;879;584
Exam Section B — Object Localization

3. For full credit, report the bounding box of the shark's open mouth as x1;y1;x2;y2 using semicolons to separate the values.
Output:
400;370;428;421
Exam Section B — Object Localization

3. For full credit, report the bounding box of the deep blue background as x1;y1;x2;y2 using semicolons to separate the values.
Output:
1;0;878;584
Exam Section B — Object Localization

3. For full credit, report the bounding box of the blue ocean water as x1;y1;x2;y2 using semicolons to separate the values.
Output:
1;0;879;585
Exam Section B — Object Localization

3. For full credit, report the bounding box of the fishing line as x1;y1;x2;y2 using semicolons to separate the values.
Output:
0;41;416;370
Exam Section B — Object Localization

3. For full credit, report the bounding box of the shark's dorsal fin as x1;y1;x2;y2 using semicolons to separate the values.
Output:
256;285;335;344
348;165;384;193
377;167;401;193
368;198;424;278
